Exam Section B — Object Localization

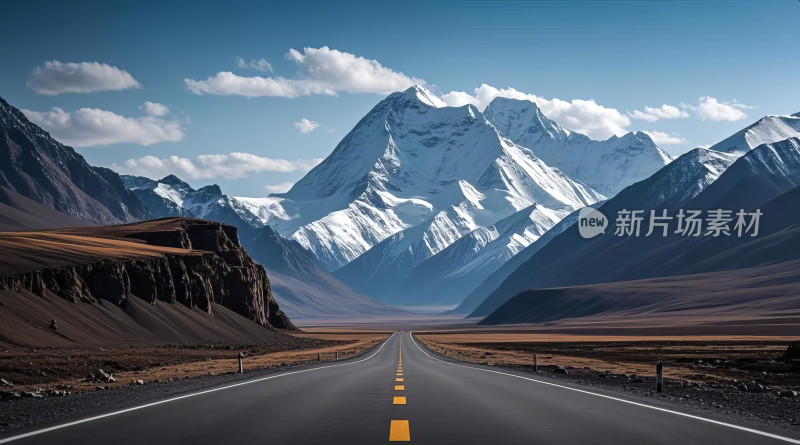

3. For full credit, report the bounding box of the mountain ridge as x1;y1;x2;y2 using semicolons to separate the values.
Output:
0;96;149;225
471;136;800;317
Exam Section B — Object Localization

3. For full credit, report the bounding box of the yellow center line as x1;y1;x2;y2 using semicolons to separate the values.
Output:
389;420;410;442
389;335;410;442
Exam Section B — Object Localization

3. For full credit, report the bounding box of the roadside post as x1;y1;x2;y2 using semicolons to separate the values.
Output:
534;354;538;373
336;351;339;360
656;361;664;393
238;352;244;373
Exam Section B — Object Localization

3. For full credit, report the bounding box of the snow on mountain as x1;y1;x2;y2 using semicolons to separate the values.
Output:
394;203;566;308
122;175;254;229
469;145;743;317
259;85;604;272
689;137;800;211
228;196;291;228
153;85;682;308
484;97;674;197
467;122;800;318
708;115;800;154
453;204;593;315
608;147;739;211
121;174;397;319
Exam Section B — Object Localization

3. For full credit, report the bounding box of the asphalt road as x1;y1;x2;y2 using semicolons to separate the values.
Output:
1;332;798;444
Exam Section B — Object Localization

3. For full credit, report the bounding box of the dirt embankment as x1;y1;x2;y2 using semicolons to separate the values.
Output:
416;333;800;390
0;333;389;397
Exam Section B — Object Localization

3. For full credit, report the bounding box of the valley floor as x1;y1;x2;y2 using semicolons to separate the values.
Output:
2;312;798;438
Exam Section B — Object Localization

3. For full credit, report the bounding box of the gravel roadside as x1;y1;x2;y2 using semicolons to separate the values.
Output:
0;343;379;437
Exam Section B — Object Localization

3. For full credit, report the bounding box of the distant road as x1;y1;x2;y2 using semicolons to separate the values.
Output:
2;332;798;444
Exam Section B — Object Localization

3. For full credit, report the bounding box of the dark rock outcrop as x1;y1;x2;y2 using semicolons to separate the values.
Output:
0;218;294;330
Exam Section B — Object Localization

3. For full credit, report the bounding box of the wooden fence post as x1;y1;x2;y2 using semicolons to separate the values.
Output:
656;361;664;393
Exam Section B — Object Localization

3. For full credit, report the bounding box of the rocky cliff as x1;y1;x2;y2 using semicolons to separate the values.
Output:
0;218;294;330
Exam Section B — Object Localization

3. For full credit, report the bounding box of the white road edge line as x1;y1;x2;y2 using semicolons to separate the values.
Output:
409;332;800;444
0;333;397;444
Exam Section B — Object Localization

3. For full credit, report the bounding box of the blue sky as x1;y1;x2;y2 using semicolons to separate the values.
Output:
2;0;798;196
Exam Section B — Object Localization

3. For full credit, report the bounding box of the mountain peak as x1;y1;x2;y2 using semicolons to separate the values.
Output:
396;84;447;108
486;96;542;112
603;131;657;148
709;114;800;154
197;184;223;196
625;131;655;144
484;96;570;145
160;174;189;187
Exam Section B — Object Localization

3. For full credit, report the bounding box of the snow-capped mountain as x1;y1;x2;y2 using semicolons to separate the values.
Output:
465;147;736;315
453;204;594;315
248;86;604;273
118;86;689;309
607;147;739;211
469;137;777;318
121;174;395;319
394;203;565;308
123;174;245;226
485;97;674;196
709;114;800;154
690;137;800;210
243;225;403;319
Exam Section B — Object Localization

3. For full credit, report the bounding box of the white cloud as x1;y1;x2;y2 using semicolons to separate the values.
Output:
628;104;689;122
294;118;319;133
186;46;424;98
27;61;141;95
237;57;273;73
441;84;630;140
683;96;751;122
112;153;322;180
265;182;295;193
139;101;169;117
643;130;688;145
22;104;183;147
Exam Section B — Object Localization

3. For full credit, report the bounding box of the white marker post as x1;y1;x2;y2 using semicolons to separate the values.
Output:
238;352;244;374
336;351;339;360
